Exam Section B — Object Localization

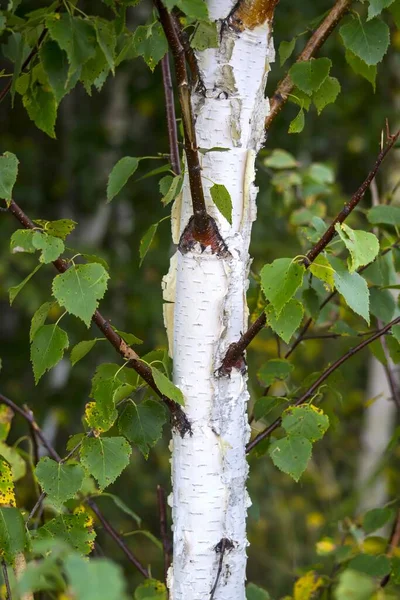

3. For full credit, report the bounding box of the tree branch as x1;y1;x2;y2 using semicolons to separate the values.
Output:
157;485;172;587
6;200;191;437
1;560;12;600
380;508;400;587
154;0;209;233
161;53;181;176
0;391;149;578
220;129;399;373
265;0;352;130
246;316;400;453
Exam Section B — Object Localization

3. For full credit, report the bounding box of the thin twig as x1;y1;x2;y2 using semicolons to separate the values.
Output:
161;53;181;175
1;560;12;600
154;0;208;233
6;199;190;436
380;508;400;587
265;0;352;130
246;316;400;452
0;392;149;578
157;485;172;588
220;130;399;372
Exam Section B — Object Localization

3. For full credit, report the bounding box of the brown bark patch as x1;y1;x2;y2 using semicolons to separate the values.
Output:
179;215;230;257
227;0;279;32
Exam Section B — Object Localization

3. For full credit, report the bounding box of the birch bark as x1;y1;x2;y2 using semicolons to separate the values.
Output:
163;2;276;598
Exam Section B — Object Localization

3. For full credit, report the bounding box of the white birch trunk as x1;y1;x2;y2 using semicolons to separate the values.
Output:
163;3;275;598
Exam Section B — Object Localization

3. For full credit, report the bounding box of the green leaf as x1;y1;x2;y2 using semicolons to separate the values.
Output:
99;493;141;526
46;14;97;78
335;223;379;272
0;406;14;443
22;84;57;139
36;512;95;555
263;149;298;170
0;443;26;482
334;570;375;600
279;39;296;66
32;231;64;263
115;329;143;345
253;396;287;421
210;183;232;225
303;287;320;320
191;21;218;50
31;324;69;384
80;436;132;490
151;366;185;405
9;264;42;306
139;223;158;266
246;583;271;600
118;399;167;459
39;40;79;103
348;554;391;578
390;0;400;26
368;0;395;20
65;554;128;600
386;335;400;363
260;258;305;315
333;263;370;324
363;507;394;533
0;507;26;562
34;218;77;239
367;204;400;225
85;399;118;435
94;18;116;73
30;301;53;342
10;229;36;254
282;405;329;442
107;157;139;202
52;263;110;327
289;58;332;95
35;457;84;507
134;579;167;600
312;76;341;114
345;49;377;90
70;340;98;366
369;287;395;322
265;299;304;343
339;17;390;65
160;174;183;206
117;23;167;71
310;254;335;290
288;108;305;134
257;359;294;387
0;456;15;506
268;435;312;482
0;151;19;206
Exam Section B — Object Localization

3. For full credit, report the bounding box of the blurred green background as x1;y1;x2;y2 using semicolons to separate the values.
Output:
1;1;400;597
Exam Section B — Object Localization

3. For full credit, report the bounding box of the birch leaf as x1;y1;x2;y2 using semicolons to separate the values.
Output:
139;223;158;266
32;231;64;263
80;436;131;490
210;183;232;225
107;157;139;202
30;301;53;342
0;507;26;562
367;204;400;225
34;218;77;239
31;324;69;384
282;405;329;442
334;223;379;272
345;49;377;90
279;39;296;66
118;400;167;458
268;435;312;482
0;151;19;206
134;579;167;600
35;457;84;507
0;457;16;507
191;21;218;50
289;58;332;95
260;258;305;314
257;359;294;387
312;76;341;114
310;254;335;289
363;507;394;533
36;512;95;555
367;0;395;20
70;340;98;366
339;17;390;65
265;299;304;343
52;263;109;327
151;366;184;405
348;554;391;578
334;570;375;600
10;229;36;254
289;108;305;134
65;555;127;600
333;261;370;324
9;264;42;305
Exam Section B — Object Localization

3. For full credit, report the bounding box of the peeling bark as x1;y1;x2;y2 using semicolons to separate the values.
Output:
162;1;275;598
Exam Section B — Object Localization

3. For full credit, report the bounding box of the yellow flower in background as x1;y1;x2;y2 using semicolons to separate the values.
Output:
316;537;336;556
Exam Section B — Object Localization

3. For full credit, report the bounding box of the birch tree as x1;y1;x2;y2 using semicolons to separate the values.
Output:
1;1;400;599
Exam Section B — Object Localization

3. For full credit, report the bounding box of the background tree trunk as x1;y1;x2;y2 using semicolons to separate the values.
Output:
163;2;275;597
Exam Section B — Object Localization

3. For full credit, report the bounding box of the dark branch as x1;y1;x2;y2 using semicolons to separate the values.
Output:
6;200;191;437
154;0;209;234
220;129;399;372
161;53;181;175
265;0;352;130
380;508;400;587
0;391;149;578
246;316;400;453
1;560;12;600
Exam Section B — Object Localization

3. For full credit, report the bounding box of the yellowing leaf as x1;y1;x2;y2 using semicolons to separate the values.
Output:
294;571;324;600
